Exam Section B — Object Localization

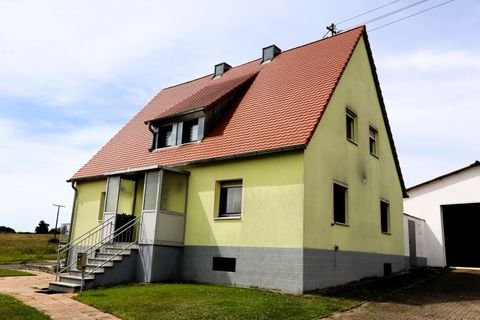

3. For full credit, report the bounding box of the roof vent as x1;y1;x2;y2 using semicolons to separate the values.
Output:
262;45;281;63
214;62;232;78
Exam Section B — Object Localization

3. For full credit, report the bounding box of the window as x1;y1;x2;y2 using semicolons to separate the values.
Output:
157;125;174;148
182;118;199;143
369;126;378;156
346;109;357;142
98;192;106;221
219;180;242;217
380;201;390;233
212;257;236;272
333;183;347;224
151;116;204;150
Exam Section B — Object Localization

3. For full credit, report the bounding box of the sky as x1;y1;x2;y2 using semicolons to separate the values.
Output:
0;0;478;232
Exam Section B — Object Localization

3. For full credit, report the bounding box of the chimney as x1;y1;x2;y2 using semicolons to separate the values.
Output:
262;45;281;63
214;62;232;78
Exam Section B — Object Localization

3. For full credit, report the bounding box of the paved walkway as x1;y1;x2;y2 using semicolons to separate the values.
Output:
328;269;480;320
0;271;119;320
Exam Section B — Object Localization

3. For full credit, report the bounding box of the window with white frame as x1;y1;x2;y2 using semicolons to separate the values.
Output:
369;126;378;156
218;180;242;217
346;109;357;143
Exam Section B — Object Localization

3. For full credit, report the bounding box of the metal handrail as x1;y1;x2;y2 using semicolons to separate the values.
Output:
56;215;140;282
55;216;115;281
58;216;115;256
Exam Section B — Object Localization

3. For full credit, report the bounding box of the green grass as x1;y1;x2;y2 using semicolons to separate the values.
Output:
75;283;358;320
0;234;58;264
0;269;34;277
0;294;50;320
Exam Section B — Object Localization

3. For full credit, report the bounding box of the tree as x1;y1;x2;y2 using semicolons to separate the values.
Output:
35;220;49;234
0;226;15;233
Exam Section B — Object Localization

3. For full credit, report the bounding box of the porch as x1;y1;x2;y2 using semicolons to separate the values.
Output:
50;168;189;292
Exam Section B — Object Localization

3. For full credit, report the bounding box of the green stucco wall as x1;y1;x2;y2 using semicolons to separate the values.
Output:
71;179;106;240
71;178;144;241
182;152;304;248
303;35;404;255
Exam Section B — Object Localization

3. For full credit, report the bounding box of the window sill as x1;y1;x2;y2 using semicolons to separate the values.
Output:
370;153;379;159
332;222;349;227
214;215;242;221
382;231;391;235
347;138;358;146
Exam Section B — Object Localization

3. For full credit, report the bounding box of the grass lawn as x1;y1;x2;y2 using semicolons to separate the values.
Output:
0;294;50;320
0;234;58;264
0;269;34;277
76;283;358;320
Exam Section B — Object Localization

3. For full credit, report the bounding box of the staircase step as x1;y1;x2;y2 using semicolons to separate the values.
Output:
70;269;104;277
103;248;133;255
87;258;114;267
95;253;124;260
104;243;139;250
49;281;81;293
58;275;93;286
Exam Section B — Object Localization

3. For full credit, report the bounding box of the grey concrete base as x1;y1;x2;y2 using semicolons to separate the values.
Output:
182;246;304;293
90;250;138;288
137;244;183;283
182;246;407;293
405;256;428;270
303;248;405;291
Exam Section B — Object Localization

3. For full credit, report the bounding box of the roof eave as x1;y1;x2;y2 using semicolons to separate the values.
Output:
362;29;409;198
406;160;480;192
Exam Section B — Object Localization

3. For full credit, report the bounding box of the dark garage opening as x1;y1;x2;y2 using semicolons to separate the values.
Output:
442;203;480;267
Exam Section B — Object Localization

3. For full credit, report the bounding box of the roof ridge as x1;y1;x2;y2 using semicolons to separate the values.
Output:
161;26;366;91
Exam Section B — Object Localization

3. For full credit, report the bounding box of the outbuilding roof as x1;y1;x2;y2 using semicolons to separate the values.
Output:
71;26;406;197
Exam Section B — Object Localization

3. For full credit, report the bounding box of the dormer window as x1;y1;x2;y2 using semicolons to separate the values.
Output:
151;116;204;150
158;124;174;148
182;118;199;143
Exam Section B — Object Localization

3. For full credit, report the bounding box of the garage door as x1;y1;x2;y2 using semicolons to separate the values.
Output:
442;203;480;267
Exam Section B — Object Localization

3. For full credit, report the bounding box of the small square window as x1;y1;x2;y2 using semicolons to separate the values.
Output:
182;119;199;143
333;183;347;224
219;180;242;217
369;127;378;156
346;109;357;142
380;201;390;233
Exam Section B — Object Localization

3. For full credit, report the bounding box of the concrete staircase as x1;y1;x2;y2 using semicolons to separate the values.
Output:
49;245;138;293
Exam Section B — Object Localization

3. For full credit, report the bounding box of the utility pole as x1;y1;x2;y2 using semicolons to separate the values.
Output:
52;204;65;242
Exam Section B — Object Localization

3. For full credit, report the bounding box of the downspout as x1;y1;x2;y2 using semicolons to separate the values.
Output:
64;181;78;264
68;181;78;244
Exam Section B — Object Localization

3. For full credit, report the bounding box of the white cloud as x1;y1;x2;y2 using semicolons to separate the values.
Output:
377;49;480;186
0;117;118;231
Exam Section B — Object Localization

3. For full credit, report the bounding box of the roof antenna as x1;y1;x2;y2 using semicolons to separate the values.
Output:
324;23;341;38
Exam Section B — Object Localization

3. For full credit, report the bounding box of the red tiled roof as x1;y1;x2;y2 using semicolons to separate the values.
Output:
72;27;365;180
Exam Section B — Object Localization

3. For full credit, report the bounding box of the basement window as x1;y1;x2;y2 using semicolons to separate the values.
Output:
369;126;378;156
380;201;390;234
218;180;242;218
212;257;236;272
333;183;348;225
346;109;357;143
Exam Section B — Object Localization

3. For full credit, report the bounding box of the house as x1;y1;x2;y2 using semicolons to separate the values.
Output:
404;161;480;268
50;26;407;294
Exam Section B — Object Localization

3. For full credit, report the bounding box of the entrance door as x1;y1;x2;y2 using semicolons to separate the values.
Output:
102;176;121;242
408;220;417;267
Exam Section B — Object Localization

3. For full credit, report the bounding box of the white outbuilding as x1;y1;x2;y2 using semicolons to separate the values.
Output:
403;161;480;268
